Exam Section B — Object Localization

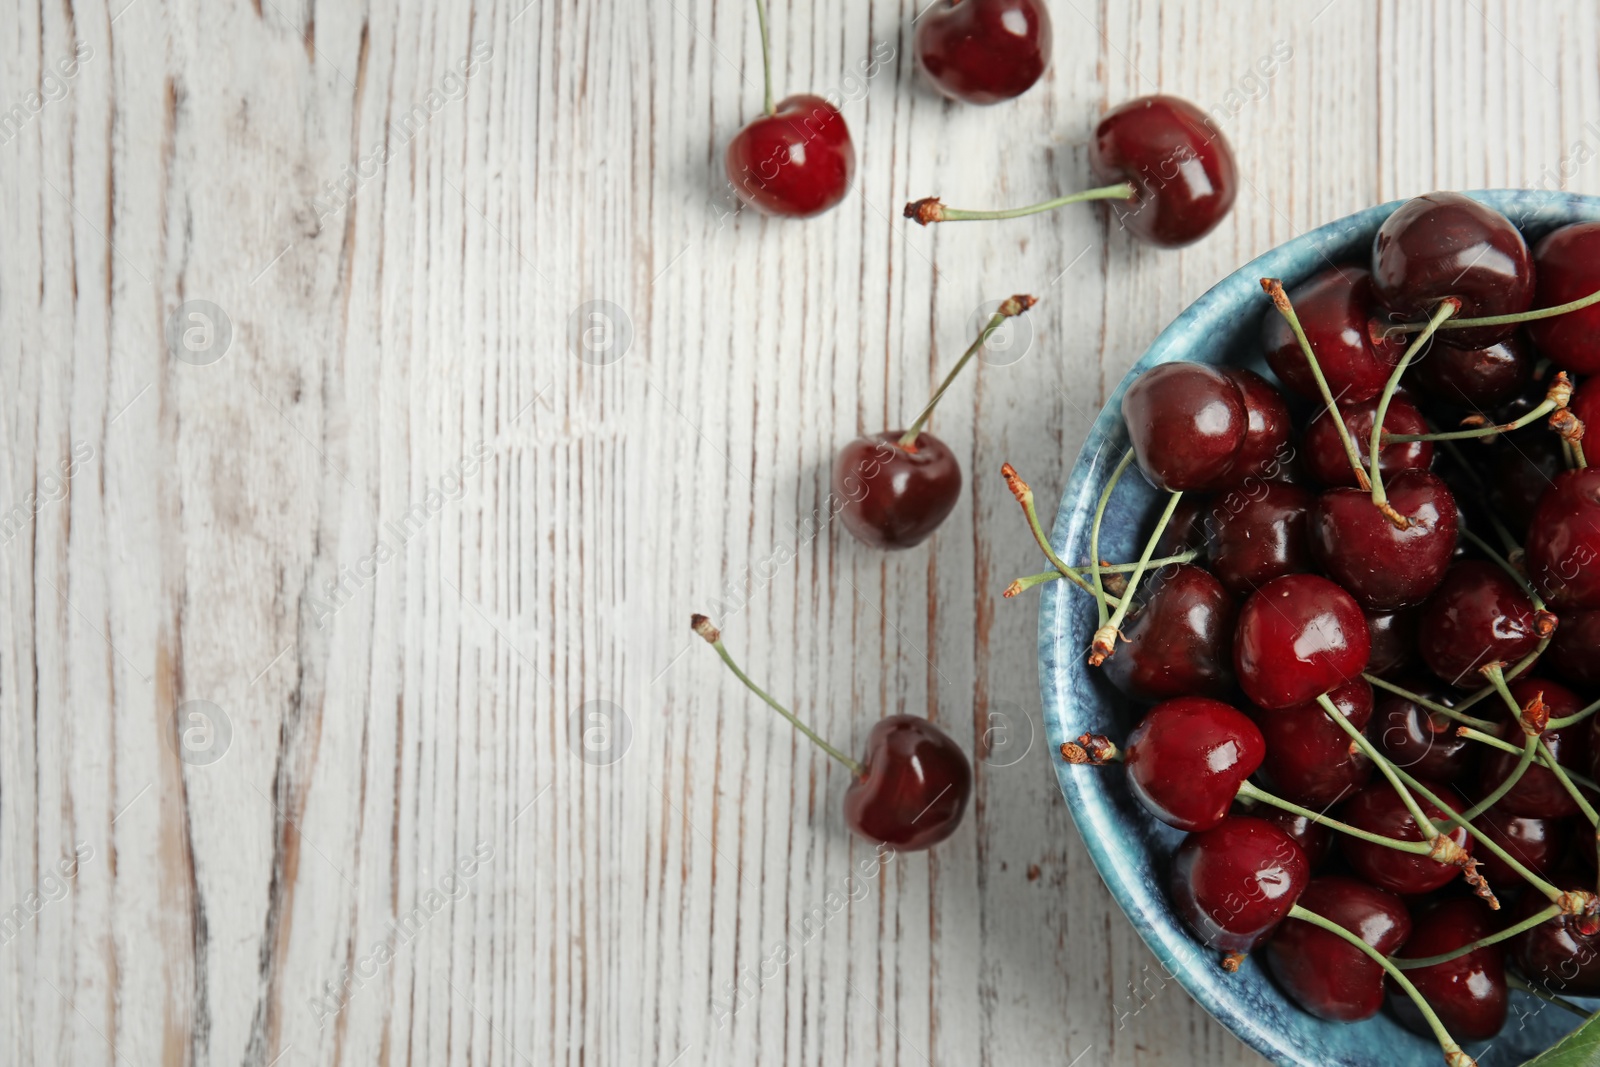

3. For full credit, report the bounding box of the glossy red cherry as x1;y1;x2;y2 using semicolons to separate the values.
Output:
726;94;856;219
1417;560;1545;689
1338;779;1471;895
1221;368;1293;483
1364;608;1419;678
1250;679;1373;807
1264;876;1411;1022
1478;677;1591;819
1261;267;1404;404
1234;574;1371;710
1549;608;1600;690
1387;897;1507;1042
1203;481;1313;597
1251;807;1335;868
1412;333;1534;410
1101;564;1236;703
1170;816;1308;953
832;432;961;549
1527;221;1600;374
1527;468;1600;610
1123;698;1263;831
1302;395;1432;489
1089;95;1237;248
913;0;1052;105
1122;362;1247;491
1510;879;1600;996
1373;687;1475;783
844;715;973;849
1309;470;1459;612
1371;191;1534;350
1473;807;1568;891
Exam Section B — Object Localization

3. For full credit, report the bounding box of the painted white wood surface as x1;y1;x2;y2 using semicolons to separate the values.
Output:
1;1;1598;1064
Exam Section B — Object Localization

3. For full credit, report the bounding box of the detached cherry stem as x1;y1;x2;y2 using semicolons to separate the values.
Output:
1288;905;1478;1067
691;615;863;775
752;0;776;115
905;182;1136;226
1261;279;1371;490
1370;298;1460;528
1386;281;1600;334
901;295;1036;448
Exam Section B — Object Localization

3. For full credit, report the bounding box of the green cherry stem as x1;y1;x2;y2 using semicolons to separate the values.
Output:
1382;384;1566;444
1362;674;1496;733
1392;903;1564;970
1506;974;1594;1020
900;295;1037;448
1535;735;1600;828
1386;281;1600;334
1235;780;1433;855
1461;527;1554;615
1455;728;1600;793
1090;491;1183;666
1001;463;1120;608
1089;450;1137;627
1446;732;1538;830
1319;693;1439;843
1004;550;1202;598
753;0;776;115
1288;905;1477;1067
1370;298;1460;527
691;615;863;775
1550;695;1600;731
905;183;1136;226
1261;278;1371;490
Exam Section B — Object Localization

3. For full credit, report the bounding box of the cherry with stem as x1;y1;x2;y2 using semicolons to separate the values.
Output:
1089;489;1184;665
1261;278;1371;490
1003;549;1199;598
900;295;1036;449
1383;280;1600;336
1368;298;1461;528
906;183;1136;226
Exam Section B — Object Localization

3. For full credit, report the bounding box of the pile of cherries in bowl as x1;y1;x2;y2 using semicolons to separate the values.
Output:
1013;193;1600;1067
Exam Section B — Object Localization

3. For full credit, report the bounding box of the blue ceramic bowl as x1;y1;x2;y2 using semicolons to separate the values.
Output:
1039;190;1600;1067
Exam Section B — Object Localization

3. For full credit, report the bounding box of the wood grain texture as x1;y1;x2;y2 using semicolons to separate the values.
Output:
1;1;1597;1064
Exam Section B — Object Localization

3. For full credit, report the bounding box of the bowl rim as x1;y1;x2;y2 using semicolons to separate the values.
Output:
1036;188;1600;1067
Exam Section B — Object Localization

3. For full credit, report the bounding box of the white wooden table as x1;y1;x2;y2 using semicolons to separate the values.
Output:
3;1;1598;1064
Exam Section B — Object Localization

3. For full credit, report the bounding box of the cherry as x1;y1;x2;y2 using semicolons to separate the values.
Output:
1250;679;1374;807
726;94;855;218
1371;191;1534;350
1257;808;1334;868
833;431;962;548
1484;429;1564;539
1527;468;1600;610
1302;394;1433;489
1221;368;1293;483
913;0;1052;105
1100;564;1236;703
1510;879;1600;996
1151;494;1210;557
1417;560;1544;690
1261;267;1404;404
1526;221;1600;374
1170;816;1308;953
1549;608;1600;690
1374;688;1475;784
1308;470;1459;612
1088;95;1237;248
1121;361;1247;491
1264;876;1411;1022
1337;778;1471;895
1411;333;1534;410
1364;608;1419;678
691;616;971;851
1472;807;1568;891
1570;376;1600;436
1234;574;1371;711
1203;481;1313;597
1387;897;1508;1042
1478;677;1591;819
1123;697;1263;831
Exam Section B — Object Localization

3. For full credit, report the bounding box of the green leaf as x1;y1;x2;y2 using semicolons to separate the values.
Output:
1522;1009;1600;1066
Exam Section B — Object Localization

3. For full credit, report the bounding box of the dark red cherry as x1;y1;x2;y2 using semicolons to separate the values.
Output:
1411;333;1534;410
1309;470;1459;612
1101;564;1235;703
1152;494;1211;557
1264;876;1411;1022
726;94;856;218
1528;468;1600;610
1485;429;1564;539
1254;807;1335;868
1371;191;1534;350
1170;816;1308;953
1510;879;1600;995
1261;267;1405;404
1249;679;1373;807
1124;698;1264;831
1417;560;1543;690
1121;362;1247;491
1478;677;1591;819
1473;808;1568;891
1221;368;1293;483
1387;897;1507;1042
1570;376;1600;436
1373;688;1475;783
1089;95;1237;248
1527;221;1600;374
843;715;972;849
832;431;961;549
1234;574;1371;710
1364;608;1419;678
1549;609;1600;690
913;0;1052;105
1302;394;1433;489
1338;779;1471;895
1203;481;1313;597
